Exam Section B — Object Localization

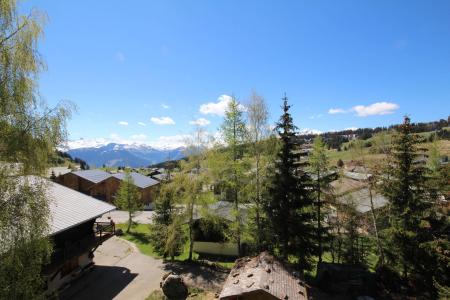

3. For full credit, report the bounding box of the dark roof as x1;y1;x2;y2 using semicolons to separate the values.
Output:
220;252;308;300
113;172;159;189
71;169;111;184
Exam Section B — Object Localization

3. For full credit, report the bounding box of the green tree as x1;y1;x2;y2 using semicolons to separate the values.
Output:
0;1;73;298
381;116;437;294
149;181;177;257
246;91;272;251
164;215;186;261
115;172;141;233
308;135;331;263
265;95;315;270
219;97;248;256
179;126;212;261
352;139;384;265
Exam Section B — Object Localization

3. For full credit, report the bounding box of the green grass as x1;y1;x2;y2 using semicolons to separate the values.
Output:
116;223;234;269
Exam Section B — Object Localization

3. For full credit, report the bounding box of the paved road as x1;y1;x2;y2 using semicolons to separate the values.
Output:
61;237;165;300
97;210;155;224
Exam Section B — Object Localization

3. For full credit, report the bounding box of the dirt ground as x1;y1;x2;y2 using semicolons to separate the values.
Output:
60;237;227;300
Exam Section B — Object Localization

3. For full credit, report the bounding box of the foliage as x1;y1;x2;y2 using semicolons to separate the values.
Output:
308;136;332;262
0;0;73;298
245;92;273;251
212;97;249;256
380;116;448;296
264;95;315;270
165;215;186;261
115;172;142;233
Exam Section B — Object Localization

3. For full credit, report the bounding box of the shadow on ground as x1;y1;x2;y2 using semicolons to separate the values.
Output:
60;265;138;300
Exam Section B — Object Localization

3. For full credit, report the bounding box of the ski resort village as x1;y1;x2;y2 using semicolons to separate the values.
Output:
1;0;450;299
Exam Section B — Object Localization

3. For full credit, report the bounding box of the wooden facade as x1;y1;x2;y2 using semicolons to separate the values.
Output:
59;172;158;206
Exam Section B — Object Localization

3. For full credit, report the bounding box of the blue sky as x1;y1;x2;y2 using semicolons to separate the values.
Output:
22;0;450;148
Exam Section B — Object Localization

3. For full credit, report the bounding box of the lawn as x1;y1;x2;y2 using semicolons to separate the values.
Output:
116;223;234;269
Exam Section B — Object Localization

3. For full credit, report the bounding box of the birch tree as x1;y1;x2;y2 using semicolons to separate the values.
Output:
246;91;270;251
0;1;73;297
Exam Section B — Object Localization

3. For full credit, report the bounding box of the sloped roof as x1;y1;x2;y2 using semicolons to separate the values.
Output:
47;180;116;235
220;252;307;300
71;169;111;184
337;188;388;213
112;172;159;189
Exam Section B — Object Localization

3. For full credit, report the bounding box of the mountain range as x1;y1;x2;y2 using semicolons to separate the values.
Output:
66;143;185;168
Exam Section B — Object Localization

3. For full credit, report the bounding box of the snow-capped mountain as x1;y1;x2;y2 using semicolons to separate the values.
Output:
66;143;185;168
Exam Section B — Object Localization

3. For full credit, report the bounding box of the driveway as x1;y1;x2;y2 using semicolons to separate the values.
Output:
61;236;165;300
97;210;155;224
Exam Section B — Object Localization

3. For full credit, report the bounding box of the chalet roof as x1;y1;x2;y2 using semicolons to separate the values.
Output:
71;169;111;184
47;166;71;178
337;188;388;213
112;172;159;189
193;201;249;222
47;180;116;235
219;252;307;300
343;171;372;181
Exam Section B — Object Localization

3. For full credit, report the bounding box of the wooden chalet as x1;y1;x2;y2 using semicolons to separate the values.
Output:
110;172;159;209
59;170;160;208
24;178;116;294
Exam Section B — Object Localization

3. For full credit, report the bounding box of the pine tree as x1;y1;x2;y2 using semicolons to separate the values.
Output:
265;94;315;270
381;116;434;292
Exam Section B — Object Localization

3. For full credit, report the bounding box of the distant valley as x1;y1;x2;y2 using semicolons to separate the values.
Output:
66;143;185;168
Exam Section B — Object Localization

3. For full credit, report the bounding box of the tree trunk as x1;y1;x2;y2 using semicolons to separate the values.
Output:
317;169;322;263
368;185;384;265
127;211;132;233
255;155;262;251
188;202;194;261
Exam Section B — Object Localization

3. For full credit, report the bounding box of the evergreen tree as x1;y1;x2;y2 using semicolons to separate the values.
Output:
115;172;141;233
381;116;438;294
149;181;177;257
308;135;331;263
265;94;315;270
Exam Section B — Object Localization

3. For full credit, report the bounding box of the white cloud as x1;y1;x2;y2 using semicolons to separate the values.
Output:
189;118;211;126
299;128;322;135
118;121;128;126
130;134;147;140
328;108;347;114
352;102;399;117
200;95;236;116
309;114;324;119
345;127;358;131
150;116;175;125
138;122;146;126
116;51;125;62
161;103;170;109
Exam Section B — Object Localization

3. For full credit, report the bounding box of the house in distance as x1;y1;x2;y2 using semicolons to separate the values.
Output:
58;169;159;208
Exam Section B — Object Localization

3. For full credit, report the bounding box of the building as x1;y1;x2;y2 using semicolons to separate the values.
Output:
59;170;160;208
39;178;116;293
111;172;159;209
59;169;112;200
219;252;308;300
